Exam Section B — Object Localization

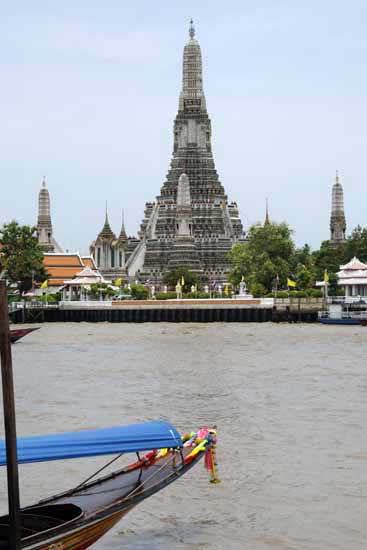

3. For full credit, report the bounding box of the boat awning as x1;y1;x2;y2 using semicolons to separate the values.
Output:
0;421;182;466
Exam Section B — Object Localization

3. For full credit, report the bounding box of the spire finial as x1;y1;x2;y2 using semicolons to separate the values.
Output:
105;201;109;224
336;170;339;184
189;18;195;39
42;176;46;188
265;197;270;225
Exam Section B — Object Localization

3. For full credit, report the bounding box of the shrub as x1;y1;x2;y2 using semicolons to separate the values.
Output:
130;284;149;300
275;291;289;298
250;283;266;297
38;293;59;303
155;292;177;300
193;292;210;299
289;290;307;298
306;289;323;298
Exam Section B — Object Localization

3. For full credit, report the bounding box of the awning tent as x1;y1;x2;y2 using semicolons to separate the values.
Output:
0;421;182;465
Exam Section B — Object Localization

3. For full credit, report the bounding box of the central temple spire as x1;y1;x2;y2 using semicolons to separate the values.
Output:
189;18;195;39
136;21;244;284
179;19;206;111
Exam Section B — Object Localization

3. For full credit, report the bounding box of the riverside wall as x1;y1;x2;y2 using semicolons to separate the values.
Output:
9;298;321;323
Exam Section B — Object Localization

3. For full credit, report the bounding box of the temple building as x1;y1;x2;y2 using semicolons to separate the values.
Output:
36;178;63;253
337;257;367;297
330;171;346;246
126;21;245;284
90;208;129;280
42;253;98;293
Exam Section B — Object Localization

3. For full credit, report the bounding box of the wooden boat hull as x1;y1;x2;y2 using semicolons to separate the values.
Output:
10;328;39;344
0;436;214;550
28;508;131;550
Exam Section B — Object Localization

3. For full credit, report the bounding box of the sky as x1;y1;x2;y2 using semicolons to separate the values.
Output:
1;1;366;254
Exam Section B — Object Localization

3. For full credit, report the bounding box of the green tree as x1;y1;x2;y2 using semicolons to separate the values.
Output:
295;265;314;290
228;222;295;292
292;244;313;270
162;268;199;292
312;240;345;281
0;221;47;293
344;226;367;262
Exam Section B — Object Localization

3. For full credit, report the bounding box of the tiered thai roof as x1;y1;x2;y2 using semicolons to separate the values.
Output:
97;210;116;241
337;257;367;285
64;266;106;286
43;253;97;287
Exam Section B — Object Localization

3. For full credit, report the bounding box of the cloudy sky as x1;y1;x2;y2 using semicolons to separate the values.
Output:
1;1;366;253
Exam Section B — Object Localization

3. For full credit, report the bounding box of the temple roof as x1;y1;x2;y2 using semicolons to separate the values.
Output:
97;205;116;241
63;266;107;286
43;253;99;287
117;210;127;242
339;256;367;271
81;255;97;269
44;253;84;267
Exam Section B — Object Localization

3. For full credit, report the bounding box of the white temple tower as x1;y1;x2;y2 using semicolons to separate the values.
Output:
36;178;63;252
330;171;346;246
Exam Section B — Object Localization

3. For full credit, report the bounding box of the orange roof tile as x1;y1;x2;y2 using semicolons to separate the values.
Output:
47;279;67;287
44;254;83;267
46;266;83;276
81;256;97;269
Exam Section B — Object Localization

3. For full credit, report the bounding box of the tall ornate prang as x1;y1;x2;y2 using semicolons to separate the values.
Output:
135;21;245;283
330;171;346;246
36;178;63;253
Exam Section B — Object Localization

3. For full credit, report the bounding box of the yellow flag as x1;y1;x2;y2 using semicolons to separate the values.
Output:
287;278;296;288
114;278;122;286
181;276;185;286
224;285;229;296
324;270;329;283
40;280;48;289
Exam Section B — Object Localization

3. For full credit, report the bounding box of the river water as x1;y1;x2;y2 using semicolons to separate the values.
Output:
0;323;366;549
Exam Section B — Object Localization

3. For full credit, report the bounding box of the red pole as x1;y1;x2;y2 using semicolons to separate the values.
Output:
0;281;21;549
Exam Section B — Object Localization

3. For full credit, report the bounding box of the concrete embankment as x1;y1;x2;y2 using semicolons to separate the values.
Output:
10;298;321;323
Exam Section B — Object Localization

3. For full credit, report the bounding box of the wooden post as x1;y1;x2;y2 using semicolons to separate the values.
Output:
0;281;21;549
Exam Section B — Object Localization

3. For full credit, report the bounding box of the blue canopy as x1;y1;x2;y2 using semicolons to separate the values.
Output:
0;421;182;466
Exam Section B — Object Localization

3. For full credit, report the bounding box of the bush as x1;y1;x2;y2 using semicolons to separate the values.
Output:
130;284;149;300
306;289;323;298
275;291;289;298
289;290;307;298
186;291;211;299
38;293;59;303
250;283;266;297
155;292;177;300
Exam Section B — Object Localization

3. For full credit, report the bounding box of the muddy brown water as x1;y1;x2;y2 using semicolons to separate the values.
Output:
0;323;366;549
